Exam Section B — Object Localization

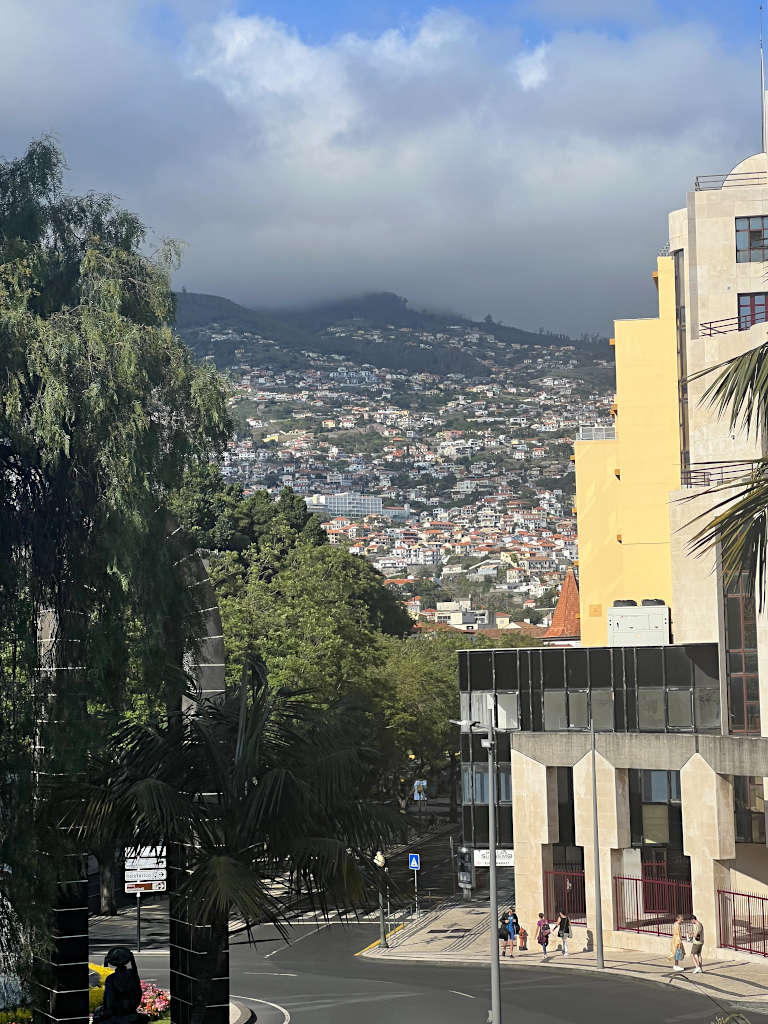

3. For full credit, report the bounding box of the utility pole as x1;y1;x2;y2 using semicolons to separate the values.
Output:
591;718;604;969
483;733;502;1024
374;851;388;949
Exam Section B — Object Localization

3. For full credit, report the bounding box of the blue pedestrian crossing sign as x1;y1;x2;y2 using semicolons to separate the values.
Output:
409;853;421;871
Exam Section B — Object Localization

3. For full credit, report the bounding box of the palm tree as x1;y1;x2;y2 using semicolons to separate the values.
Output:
689;343;768;603
70;671;404;1024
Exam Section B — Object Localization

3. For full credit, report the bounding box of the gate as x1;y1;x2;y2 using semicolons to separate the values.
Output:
544;870;586;925
614;875;692;936
718;889;768;956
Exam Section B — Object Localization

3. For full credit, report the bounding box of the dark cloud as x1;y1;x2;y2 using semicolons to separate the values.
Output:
0;2;758;333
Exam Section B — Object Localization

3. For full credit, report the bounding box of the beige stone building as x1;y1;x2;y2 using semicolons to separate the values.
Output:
459;148;768;960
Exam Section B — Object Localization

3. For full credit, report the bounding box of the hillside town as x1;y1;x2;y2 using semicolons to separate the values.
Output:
213;329;614;624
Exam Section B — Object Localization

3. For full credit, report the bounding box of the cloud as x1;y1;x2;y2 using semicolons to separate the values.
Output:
0;2;758;334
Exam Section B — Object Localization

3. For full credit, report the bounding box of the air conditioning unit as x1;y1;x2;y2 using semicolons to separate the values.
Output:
608;601;670;647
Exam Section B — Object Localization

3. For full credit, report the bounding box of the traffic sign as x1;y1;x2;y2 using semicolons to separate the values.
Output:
125;846;166;861
408;853;421;871
125;857;166;870
125;880;166;893
125;869;167;882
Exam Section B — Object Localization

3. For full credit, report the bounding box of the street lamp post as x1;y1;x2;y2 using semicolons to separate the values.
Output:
591;718;605;969
373;851;388;949
452;719;502;1024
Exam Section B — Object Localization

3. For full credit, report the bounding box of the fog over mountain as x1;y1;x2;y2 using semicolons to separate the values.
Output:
0;1;760;334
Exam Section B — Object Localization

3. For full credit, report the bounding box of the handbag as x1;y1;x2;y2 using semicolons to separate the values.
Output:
674;944;686;962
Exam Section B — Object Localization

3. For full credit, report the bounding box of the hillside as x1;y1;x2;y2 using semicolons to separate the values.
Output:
173;290;601;376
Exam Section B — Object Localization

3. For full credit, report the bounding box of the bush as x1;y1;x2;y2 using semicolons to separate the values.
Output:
89;987;104;1012
0;1009;32;1024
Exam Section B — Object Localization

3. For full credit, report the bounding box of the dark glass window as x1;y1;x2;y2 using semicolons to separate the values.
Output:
458;650;469;690
470;651;493;690
494;650;518;689
694;686;721;732
738;292;768;330
473;766;489;804
590;649;612;687
543;690;568;730
664;646;692;687
638;689;665;730
667;689;693;730
725;573;760;735
592;689;614;731
736;216;768;262
542;649;565;688
734;776;766;843
568;690;589;729
566;649;588;689
461;765;473;804
674;248;689;470
690;645;719;687
498;767;512;803
630;771;684;855
636;647;663;686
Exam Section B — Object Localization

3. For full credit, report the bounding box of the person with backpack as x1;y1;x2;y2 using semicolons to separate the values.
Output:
499;908;511;957
554;910;571;956
535;913;550;957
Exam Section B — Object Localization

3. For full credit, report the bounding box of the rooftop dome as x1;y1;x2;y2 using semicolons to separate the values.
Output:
724;151;768;185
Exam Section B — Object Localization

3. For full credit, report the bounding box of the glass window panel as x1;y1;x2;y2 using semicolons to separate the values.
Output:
751;777;764;813
737;230;749;249
638;689;665;730
459;692;471;729
642;770;669;803
461;765;473;803
744;608;757;649
568;690;589;729
566;649;588;689
747;676;760;701
737;250;749;262
626;687;638;730
667;689;693;729
636;647;663;687
750;217;764;229
592;688;614;731
496;692;519;731
734;775;749;807
664;647;692;687
642;804;670;844
729;653;744;673
613;689;626;731
753;814;766;844
494;650;518;690
745;650;759;672
470;691;494;729
458;650;469;690
669;772;681;802
470;651;493;689
498;806;513;845
691;645;719;687
542;649;565;689
726;597;742;646
474;805;489;844
589;648;612;687
752;249;764;262
543;690;568;730
729;678;747;731
462;804;472;839
498;768;512;803
739;295;751;310
611;647;625;687
694;687;721;732
473;766;489;804
736;217;749;229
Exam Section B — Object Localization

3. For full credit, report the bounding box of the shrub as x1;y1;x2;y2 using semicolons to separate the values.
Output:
88;987;104;1012
0;1009;32;1024
139;982;170;1020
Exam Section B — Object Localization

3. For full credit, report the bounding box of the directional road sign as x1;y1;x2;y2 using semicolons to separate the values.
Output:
125;880;166;893
125;868;166;882
408;853;420;871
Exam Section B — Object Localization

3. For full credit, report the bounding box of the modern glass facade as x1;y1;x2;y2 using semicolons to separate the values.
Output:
725;573;760;735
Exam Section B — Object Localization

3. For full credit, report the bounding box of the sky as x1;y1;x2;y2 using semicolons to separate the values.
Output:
1;0;766;335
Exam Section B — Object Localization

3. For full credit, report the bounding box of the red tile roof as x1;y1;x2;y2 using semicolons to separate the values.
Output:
543;568;581;639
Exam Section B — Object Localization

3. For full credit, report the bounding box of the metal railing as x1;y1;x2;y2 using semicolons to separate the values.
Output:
718;889;768;956
699;312;767;336
614;875;692;936
578;425;615;441
544;869;587;925
681;461;757;488
695;172;768;190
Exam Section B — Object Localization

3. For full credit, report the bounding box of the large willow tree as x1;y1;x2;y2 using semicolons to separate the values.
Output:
0;138;229;978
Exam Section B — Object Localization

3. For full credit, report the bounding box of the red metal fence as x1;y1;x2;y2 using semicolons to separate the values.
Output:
614;875;692;936
718;889;768;956
544;870;586;925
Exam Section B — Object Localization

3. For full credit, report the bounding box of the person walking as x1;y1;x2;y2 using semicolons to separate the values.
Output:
536;913;550;958
671;913;686;972
554;910;571;956
506;910;518;958
689;914;704;973
510;912;521;953
499;908;511;957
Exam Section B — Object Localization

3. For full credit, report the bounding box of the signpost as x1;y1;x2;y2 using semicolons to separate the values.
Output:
408;853;420;918
124;847;166;952
472;848;515;868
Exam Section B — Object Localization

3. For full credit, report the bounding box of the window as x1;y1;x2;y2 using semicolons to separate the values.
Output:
725;573;760;735
738;292;768;330
734;776;766;843
567;690;589;729
667;689;693;730
496;692;519;731
674;249;689;470
736;216;768;262
591;688;614;731
470;691;494;730
459;692;470;729
473;766;489;804
543;690;568;730
642;770;670;804
498;767;512;803
461;765;473;804
638;689;665;730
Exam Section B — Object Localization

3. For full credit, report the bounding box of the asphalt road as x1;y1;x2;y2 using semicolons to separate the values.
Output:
130;921;768;1024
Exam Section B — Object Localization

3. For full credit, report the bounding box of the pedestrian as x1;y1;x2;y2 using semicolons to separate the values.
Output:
554;910;571;956
499;908;511;957
689;914;704;974
671;913;686;972
510;912;520;953
506;910;518;958
536;913;550;957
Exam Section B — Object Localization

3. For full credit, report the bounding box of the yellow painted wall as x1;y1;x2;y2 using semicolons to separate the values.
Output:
575;256;681;646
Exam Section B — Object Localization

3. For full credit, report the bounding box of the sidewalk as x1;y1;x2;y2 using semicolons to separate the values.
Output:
361;902;768;1015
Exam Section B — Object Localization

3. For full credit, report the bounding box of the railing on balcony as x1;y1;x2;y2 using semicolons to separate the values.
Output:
578;424;615;441
681;461;758;488
614;875;692;936
699;311;768;337
718;890;768;956
695;172;768;190
544;870;586;925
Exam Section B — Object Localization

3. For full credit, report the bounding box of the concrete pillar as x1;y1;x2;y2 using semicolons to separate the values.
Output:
510;751;558;934
681;754;734;954
573;752;630;948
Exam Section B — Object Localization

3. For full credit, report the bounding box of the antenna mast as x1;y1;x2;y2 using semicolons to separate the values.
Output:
762;3;766;152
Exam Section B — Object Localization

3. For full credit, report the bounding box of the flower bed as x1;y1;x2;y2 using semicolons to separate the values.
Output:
139;982;170;1020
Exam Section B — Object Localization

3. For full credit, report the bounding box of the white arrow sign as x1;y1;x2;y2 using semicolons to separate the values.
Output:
125;857;166;870
125;869;167;882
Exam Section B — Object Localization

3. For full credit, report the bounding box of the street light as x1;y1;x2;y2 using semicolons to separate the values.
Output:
590;718;605;969
451;718;501;1024
373;850;388;949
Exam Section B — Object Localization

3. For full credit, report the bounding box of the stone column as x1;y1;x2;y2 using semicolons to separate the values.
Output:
573;751;630;948
681;754;734;954
510;751;558;933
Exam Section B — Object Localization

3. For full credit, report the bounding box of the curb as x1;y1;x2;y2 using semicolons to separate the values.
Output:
359;949;768;1006
229;1001;257;1024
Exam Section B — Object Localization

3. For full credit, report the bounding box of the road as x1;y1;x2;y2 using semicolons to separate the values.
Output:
127;921;767;1024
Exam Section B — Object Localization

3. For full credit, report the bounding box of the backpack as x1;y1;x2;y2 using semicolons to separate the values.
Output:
539;920;550;940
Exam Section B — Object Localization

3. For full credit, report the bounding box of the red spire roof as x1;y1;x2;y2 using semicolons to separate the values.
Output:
544;568;581;640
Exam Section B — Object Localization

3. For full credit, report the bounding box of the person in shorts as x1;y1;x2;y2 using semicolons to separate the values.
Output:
671;913;686;972
689;914;704;973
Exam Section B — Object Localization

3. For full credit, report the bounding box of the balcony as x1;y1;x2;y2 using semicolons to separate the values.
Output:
699;311;767;337
681;461;757;488
578;424;615;441
695;171;768;190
